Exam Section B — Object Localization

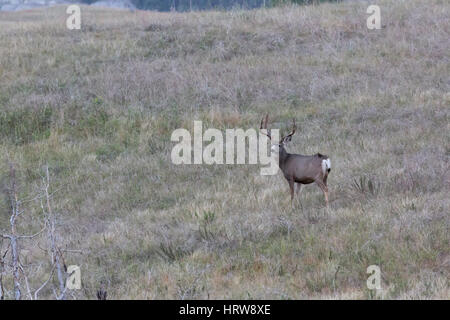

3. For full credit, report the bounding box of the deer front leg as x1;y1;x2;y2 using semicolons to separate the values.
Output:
315;179;329;208
288;178;295;207
296;183;304;209
296;183;302;195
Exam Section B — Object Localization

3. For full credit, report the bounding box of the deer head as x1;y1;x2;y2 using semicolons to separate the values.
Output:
260;114;297;154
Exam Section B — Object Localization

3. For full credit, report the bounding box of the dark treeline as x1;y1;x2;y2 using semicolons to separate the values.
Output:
79;0;339;11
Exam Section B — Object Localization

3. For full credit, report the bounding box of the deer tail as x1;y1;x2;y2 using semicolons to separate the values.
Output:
321;158;331;175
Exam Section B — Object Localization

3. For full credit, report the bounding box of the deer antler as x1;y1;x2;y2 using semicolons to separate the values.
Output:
260;114;272;140
280;118;296;143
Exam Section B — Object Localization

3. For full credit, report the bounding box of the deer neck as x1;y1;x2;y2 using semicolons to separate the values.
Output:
277;146;289;170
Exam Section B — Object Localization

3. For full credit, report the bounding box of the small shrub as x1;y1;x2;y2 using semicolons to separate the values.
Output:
352;175;381;197
95;143;124;162
63;100;117;139
195;211;216;241
0;106;53;145
156;242;193;263
78;106;110;137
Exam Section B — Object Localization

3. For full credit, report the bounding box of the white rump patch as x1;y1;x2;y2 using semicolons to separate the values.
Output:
322;159;331;175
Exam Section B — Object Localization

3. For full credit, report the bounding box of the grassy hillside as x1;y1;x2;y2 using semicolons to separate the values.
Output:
0;0;448;299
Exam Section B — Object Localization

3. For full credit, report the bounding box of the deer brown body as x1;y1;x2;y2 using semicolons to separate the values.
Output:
261;115;331;207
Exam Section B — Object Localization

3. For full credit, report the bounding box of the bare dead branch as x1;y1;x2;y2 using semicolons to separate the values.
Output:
42;165;67;300
18;227;46;239
18;263;33;300
34;264;56;300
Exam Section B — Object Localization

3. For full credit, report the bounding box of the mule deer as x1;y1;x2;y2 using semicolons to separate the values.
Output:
260;115;331;207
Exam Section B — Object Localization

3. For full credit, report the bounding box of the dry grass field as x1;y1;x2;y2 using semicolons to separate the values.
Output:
0;0;448;299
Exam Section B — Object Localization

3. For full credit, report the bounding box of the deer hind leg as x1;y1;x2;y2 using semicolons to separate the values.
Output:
315;179;329;208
